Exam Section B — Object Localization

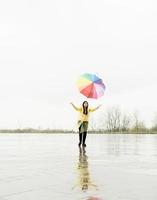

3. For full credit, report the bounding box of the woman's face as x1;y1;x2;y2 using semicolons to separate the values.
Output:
83;101;88;107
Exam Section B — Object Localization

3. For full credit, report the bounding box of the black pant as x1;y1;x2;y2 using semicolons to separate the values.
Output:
79;131;87;144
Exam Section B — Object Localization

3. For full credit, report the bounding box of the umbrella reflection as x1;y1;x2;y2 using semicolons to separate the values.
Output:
73;146;98;191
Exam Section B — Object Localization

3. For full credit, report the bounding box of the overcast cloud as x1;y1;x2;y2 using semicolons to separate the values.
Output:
0;0;157;129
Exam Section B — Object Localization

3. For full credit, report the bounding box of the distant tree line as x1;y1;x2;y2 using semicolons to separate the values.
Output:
0;106;157;134
0;128;73;134
89;106;157;133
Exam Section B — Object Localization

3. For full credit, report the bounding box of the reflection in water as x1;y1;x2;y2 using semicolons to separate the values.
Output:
73;146;98;192
87;197;102;200
105;134;150;156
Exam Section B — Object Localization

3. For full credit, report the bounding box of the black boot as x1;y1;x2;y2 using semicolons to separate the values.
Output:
82;132;87;147
78;133;82;146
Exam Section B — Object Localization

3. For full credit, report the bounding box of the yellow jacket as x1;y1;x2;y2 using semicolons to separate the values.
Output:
72;105;99;122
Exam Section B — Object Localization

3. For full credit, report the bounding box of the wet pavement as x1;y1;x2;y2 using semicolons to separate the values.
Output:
0;133;157;200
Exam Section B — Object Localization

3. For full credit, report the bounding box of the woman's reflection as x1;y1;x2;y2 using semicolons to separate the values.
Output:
73;146;98;191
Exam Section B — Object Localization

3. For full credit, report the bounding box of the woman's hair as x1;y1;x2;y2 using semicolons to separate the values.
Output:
82;101;88;115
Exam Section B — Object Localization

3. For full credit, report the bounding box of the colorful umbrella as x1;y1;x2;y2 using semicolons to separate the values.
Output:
77;73;106;99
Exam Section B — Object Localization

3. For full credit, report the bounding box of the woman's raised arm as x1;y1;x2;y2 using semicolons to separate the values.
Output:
70;102;81;111
89;105;102;112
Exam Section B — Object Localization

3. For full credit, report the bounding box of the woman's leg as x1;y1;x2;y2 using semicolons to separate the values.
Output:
82;132;87;146
78;126;83;146
79;133;83;145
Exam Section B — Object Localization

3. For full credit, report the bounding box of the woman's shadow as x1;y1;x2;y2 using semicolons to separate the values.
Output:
72;146;98;192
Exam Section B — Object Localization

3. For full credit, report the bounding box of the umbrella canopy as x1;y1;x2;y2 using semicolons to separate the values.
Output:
77;73;106;99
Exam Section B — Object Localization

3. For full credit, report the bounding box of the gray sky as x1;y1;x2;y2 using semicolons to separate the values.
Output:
0;0;157;129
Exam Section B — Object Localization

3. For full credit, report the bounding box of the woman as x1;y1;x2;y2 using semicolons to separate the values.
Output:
70;101;101;147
